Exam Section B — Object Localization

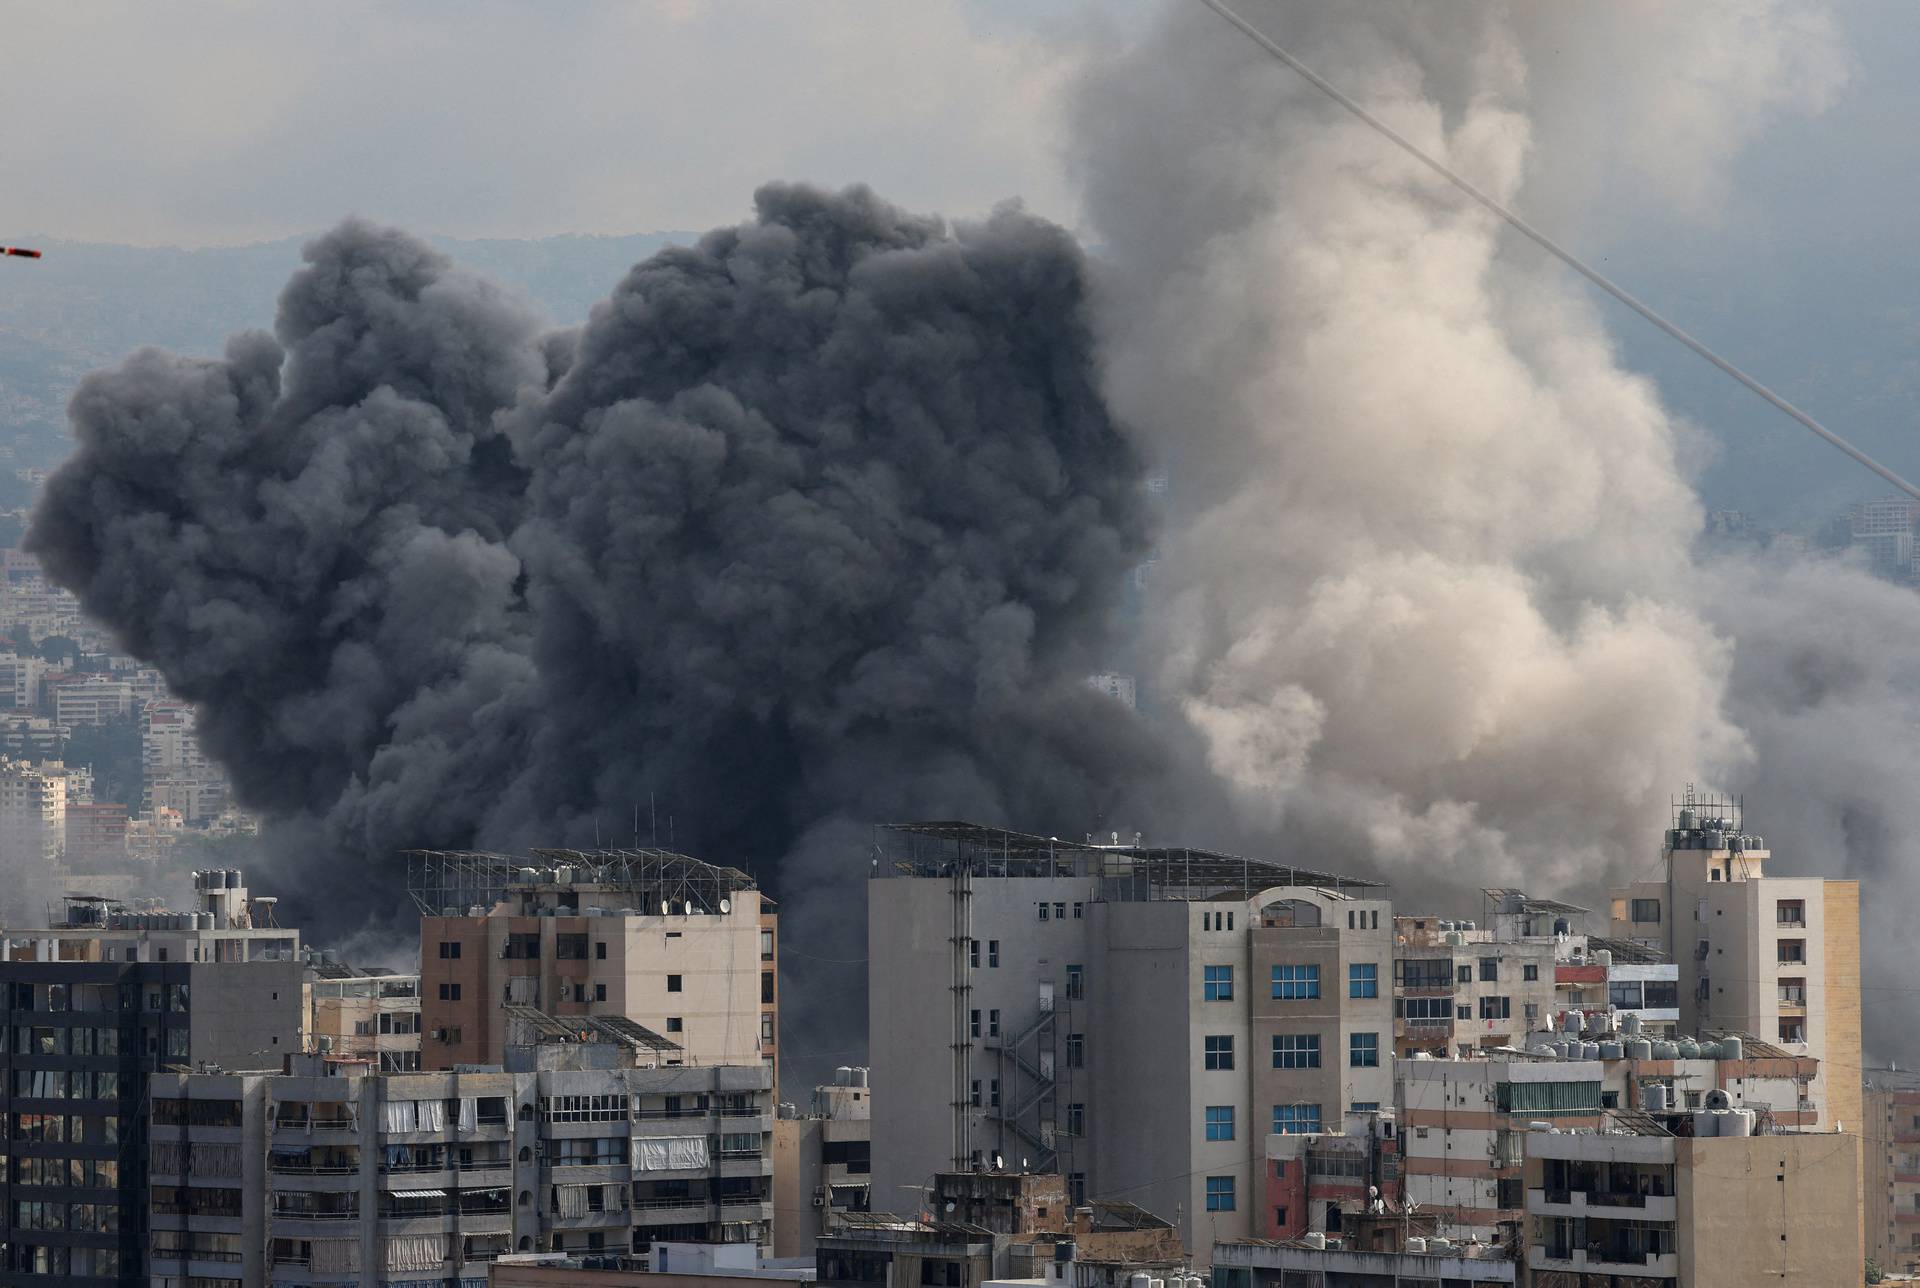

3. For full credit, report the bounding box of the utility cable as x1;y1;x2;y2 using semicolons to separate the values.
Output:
1195;0;1920;502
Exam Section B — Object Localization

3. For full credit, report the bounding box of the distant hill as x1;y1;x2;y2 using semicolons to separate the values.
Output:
0;230;693;467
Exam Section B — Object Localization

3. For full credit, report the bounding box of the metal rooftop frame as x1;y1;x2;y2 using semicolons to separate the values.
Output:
873;821;1384;898
1481;887;1591;917
404;847;758;919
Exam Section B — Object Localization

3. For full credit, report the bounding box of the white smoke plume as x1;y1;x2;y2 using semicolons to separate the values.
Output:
1072;2;1915;1058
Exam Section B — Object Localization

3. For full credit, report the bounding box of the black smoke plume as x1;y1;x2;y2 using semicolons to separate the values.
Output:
28;185;1161;1067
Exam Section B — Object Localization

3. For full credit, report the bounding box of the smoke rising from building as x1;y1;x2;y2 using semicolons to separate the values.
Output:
1072;1;1920;1057
27;187;1162;1059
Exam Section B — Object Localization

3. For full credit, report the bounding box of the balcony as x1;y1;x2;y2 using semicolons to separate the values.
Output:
1528;1187;1679;1224
1529;1245;1678;1277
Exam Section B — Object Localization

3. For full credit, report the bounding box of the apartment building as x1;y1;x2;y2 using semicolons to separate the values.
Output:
148;1027;775;1286
771;1068;873;1256
1391;919;1555;1057
65;802;129;868
415;849;778;1082
50;677;132;729
1865;1065;1920;1275
0;869;304;1287
1607;792;1861;1138
0;651;50;710
1524;1110;1860;1284
1258;1109;1402;1240
309;962;424;1072
0;753;67;869
867;823;1393;1247
1212;1223;1517;1287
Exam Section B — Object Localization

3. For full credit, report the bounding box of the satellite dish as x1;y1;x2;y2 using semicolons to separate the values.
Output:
660;901;670;916
682;901;693;916
719;898;731;914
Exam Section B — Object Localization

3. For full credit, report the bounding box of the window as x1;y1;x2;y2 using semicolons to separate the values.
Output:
1205;1176;1235;1212
1203;966;1234;1002
1776;900;1806;927
1779;978;1807;1007
1066;965;1084;1000
666;1017;682;1032
988;940;1000;968
1523;963;1539;981
1073;902;1084;920
1271;965;1319;1000
762;972;774;1004
1779;1018;1806;1043
598;940;609;960
1067;1103;1084;1136
1370;911;1378;929
1609;981;1643;1009
438;983;461;1002
1205;1106;1235;1141
1054;903;1066;920
989;1080;1000;1109
988;1010;1000;1038
970;1081;981;1108
1479;958;1499;983
1349;963;1378;998
1778;940;1806;964
1227;912;1235;931
667;974;683;992
1456;964;1473;985
970;940;981;969
1272;1034;1321;1069
594;984;606;1002
1038;903;1050;922
555;933;589;959
970;1010;981;1039
1204;1035;1234;1071
1349;1102;1380;1113
1456;1004;1472;1020
1398;996;1450;1023
1347;910;1356;930
1066;1033;1084;1068
761;1014;774;1045
1631;899;1661;924
1479;996;1511;1021
1395;959;1450;989
759;930;773;962
1272;1104;1321;1135
1068;1173;1086;1206
1349;1033;1379;1067
437;941;461;959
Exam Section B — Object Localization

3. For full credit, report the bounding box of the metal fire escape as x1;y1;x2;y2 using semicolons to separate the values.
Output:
991;983;1064;1174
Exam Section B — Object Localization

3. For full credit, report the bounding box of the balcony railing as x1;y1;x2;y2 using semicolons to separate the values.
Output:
1586;1191;1649;1208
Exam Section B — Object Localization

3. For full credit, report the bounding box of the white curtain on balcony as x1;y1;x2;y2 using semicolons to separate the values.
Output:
385;1234;448;1272
149;1141;184;1175
383;1100;417;1133
457;1097;477;1133
311;1239;359;1273
633;1136;709;1171
555;1184;591;1218
417;1100;447;1132
384;1100;448;1133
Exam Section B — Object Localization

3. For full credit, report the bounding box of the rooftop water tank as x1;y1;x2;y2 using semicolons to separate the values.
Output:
1445;931;1466;947
1720;1036;1743;1062
1622;1013;1643;1036
1438;921;1454;932
1405;1237;1427;1254
853;1067;869;1088
1725;1108;1756;1137
1704;1088;1732;1111
834;1066;853;1086
1461;921;1475;931
1693;1109;1719;1137
1625;1038;1653;1060
1652;1041;1680;1060
1644;1083;1668;1113
1129;1274;1152;1288
1599;1041;1624;1060
1428;1239;1452;1252
1301;1233;1325;1251
1595;949;1612;969
1562;1012;1582;1035
1678;807;1698;829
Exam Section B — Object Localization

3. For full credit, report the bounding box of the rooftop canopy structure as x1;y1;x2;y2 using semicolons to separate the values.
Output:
873;821;1384;901
404;846;759;919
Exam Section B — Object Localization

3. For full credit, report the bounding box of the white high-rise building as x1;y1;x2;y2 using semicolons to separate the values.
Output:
868;823;1392;1247
0;755;67;873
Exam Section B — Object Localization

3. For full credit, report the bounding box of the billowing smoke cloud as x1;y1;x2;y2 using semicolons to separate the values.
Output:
28;185;1162;1069
1070;1;1920;1059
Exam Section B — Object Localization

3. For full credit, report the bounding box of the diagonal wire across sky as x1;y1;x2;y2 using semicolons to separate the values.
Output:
1196;0;1920;502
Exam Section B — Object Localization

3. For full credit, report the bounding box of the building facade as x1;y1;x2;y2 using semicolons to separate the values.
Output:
150;1036;775;1287
310;966;424;1072
1606;796;1861;1147
414;850;778;1083
771;1069;872;1257
0;869;303;1286
868;823;1392;1247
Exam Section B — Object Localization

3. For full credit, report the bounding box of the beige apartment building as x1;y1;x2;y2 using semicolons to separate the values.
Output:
1391;917;1557;1057
1524;1114;1861;1284
868;823;1393;1248
772;1068;872;1256
1607;792;1861;1140
415;849;778;1083
309;962;423;1071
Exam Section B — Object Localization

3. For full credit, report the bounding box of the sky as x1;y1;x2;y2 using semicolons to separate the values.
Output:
2;0;1917;512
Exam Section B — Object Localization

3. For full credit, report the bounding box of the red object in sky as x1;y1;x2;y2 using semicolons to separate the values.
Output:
1;247;42;259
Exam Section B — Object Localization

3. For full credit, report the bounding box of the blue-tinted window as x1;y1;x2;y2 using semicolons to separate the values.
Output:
1271;965;1320;1000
